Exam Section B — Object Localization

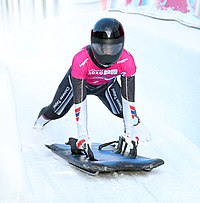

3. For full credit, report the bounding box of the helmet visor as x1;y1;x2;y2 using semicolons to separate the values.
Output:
91;43;123;56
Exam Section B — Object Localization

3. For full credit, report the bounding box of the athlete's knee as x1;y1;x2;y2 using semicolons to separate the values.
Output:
39;106;64;120
113;112;123;119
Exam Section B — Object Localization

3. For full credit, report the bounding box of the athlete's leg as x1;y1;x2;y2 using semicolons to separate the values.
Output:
34;68;74;127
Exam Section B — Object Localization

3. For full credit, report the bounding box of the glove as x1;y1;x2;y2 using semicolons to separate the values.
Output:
123;133;139;149
76;138;91;150
115;134;138;159
76;137;97;161
67;137;84;155
115;134;137;154
123;133;138;158
133;121;151;143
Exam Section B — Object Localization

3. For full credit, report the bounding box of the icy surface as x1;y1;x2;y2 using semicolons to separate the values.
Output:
0;1;200;203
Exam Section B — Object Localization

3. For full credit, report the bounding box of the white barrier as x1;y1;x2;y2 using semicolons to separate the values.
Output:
0;61;31;202
101;0;200;18
156;0;200;17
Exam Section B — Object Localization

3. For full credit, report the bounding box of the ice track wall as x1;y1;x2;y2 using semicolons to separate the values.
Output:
0;60;31;202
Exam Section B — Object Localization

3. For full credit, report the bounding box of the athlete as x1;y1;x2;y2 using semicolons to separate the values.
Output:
34;18;148;159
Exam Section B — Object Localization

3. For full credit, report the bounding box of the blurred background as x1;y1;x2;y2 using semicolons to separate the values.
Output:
0;0;199;32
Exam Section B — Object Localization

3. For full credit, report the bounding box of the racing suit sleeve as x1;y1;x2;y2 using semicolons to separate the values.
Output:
121;75;139;135
71;77;89;140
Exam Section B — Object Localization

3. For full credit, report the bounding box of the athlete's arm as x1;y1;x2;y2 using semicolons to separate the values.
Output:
71;77;88;139
121;76;139;135
121;76;135;102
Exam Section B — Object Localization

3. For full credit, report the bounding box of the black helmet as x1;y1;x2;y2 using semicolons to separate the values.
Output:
91;18;124;68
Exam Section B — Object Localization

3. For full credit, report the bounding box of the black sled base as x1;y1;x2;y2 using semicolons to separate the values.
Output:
46;143;164;175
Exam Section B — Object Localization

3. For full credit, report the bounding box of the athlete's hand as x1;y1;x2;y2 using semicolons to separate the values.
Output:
76;137;97;161
123;133;139;149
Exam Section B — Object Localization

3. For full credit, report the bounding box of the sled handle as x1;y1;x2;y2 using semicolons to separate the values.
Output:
98;141;118;150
